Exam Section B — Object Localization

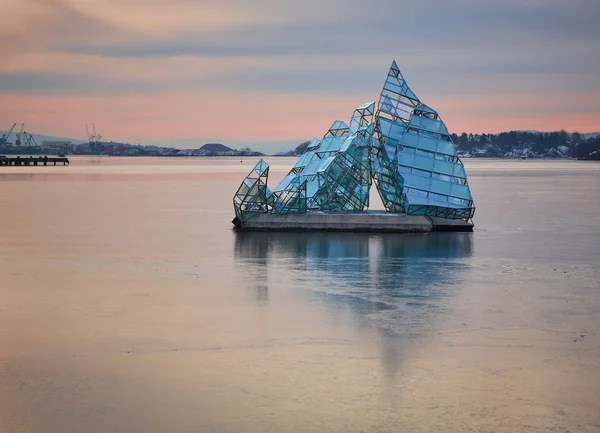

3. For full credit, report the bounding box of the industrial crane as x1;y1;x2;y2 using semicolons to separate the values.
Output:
0;122;17;146
85;124;94;143
22;129;37;147
85;123;103;152
15;123;24;146
92;123;101;145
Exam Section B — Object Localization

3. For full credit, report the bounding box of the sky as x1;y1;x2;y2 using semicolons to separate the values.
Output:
1;0;599;152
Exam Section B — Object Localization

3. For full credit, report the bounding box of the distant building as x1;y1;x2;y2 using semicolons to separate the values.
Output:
41;140;75;154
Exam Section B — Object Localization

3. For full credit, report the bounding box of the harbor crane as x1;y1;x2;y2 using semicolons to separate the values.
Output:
22;129;37;147
85;124;94;143
85;123;102;152
0;122;17;146
15;123;24;146
92;123;102;145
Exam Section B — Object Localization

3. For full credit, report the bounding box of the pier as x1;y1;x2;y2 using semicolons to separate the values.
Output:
0;155;70;166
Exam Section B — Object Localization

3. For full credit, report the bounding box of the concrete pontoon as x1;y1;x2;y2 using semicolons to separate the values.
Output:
232;213;473;233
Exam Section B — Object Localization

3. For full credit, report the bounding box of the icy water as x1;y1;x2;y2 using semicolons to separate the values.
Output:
0;157;599;433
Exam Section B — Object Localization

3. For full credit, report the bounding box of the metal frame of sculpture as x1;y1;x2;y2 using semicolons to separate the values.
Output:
233;159;271;222
372;61;475;220
233;61;475;223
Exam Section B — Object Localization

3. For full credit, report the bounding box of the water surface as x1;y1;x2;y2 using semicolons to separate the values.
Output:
1;157;599;432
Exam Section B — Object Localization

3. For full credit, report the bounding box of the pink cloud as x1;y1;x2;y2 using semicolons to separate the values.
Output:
3;90;599;147
432;92;600;133
2;1;598;147
0;91;374;143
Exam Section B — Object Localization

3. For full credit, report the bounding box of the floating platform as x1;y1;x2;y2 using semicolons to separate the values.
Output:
232;212;473;233
0;155;70;166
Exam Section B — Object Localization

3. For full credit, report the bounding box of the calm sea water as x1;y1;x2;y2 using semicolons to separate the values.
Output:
0;157;599;433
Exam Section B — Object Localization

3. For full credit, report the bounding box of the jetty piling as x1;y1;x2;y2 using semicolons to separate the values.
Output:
0;156;70;166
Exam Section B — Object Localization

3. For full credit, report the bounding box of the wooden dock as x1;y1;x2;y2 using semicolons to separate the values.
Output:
0;155;70;166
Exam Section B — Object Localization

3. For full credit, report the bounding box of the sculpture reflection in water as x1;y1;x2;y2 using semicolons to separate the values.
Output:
234;232;473;377
235;232;473;324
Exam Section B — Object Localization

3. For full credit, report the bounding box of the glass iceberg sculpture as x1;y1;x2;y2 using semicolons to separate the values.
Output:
233;60;475;224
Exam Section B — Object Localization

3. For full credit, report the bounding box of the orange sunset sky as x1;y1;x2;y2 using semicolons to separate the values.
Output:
1;0;599;152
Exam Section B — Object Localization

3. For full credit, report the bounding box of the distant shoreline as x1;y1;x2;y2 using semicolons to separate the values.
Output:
1;153;594;161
